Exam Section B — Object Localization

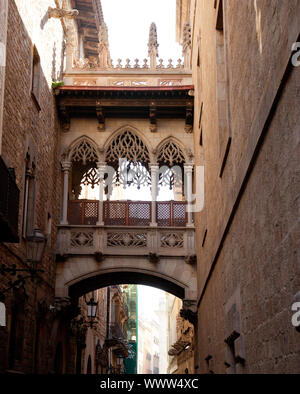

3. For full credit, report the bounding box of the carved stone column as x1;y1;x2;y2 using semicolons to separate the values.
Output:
184;164;194;227
150;164;159;227
97;162;106;226
61;161;71;225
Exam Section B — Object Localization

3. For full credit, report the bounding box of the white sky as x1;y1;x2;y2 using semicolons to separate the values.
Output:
101;0;182;64
82;1;181;338
138;285;166;323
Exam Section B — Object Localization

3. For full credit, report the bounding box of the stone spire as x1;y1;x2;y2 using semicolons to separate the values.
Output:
182;22;192;69
148;23;159;69
96;0;111;69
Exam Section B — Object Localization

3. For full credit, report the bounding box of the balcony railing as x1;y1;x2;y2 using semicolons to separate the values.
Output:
111;285;129;316
105;322;129;357
0;156;20;242
108;322;127;341
68;200;187;227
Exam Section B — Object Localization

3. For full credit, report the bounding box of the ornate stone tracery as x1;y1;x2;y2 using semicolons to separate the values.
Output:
105;130;150;166
107;232;147;248
157;140;186;167
113;161;151;189
71;232;94;248
70;138;99;165
160;233;184;248
158;165;183;190
81;167;100;189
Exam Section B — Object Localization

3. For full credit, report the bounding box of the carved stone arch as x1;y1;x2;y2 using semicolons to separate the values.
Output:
66;135;100;164
155;137;187;167
104;125;152;167
63;136;101;199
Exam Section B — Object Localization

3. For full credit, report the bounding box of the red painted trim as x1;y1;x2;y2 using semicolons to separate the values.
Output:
57;85;194;92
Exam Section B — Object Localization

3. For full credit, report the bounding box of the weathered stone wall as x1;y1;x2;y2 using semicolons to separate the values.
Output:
0;0;64;373
190;0;300;373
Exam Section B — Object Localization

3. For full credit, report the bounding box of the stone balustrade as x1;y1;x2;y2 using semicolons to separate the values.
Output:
73;57;184;71
57;225;196;258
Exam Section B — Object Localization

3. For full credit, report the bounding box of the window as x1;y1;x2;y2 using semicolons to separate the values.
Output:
31;46;41;109
146;352;151;361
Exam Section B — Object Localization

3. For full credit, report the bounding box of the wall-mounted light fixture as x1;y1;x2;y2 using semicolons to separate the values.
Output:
84;291;98;327
0;229;46;299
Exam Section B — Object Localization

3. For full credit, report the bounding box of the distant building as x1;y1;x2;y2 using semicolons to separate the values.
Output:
138;288;169;374
76;285;129;374
167;294;194;374
122;284;138;374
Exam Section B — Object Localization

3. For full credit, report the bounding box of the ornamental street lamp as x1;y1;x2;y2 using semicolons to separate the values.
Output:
26;229;47;273
85;293;98;327
0;229;46;299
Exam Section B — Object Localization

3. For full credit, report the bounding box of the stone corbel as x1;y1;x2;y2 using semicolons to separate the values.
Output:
180;299;197;326
149;102;157;132
185;102;193;133
56;253;69;262
148;252;159;264
185;254;197;265
51;296;72;317
96;102;105;131
60;105;70;132
94;251;105;263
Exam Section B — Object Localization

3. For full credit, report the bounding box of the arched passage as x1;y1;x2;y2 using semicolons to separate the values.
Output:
69;270;185;300
56;253;197;303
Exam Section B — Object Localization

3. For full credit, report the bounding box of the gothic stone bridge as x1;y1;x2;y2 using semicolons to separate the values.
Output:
54;84;196;310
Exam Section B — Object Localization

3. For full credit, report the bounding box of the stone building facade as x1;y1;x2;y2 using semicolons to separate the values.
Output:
0;0;65;373
76;285;128;375
0;0;196;374
1;0;299;375
177;0;300;373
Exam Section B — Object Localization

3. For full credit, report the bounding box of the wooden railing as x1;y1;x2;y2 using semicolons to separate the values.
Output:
67;200;187;227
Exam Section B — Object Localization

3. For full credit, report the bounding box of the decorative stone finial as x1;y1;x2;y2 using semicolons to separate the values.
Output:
148;23;159;69
97;1;111;69
182;22;192;69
